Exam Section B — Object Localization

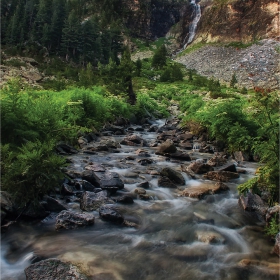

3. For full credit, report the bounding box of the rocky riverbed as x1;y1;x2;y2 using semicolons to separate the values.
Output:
1;112;279;280
175;39;280;90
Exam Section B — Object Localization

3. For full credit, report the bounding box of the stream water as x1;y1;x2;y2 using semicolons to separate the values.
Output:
1;119;278;280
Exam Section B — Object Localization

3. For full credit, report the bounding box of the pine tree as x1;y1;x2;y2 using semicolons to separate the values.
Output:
119;47;136;104
230;73;238;88
152;45;167;69
136;58;142;77
61;10;81;61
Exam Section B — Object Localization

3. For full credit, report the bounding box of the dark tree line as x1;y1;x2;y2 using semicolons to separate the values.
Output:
1;0;123;65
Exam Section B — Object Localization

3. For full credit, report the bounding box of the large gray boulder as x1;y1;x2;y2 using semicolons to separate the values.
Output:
99;205;124;224
80;191;111;211
55;210;94;230
25;258;89;280
81;171;124;192
160;167;185;185
157;139;177;153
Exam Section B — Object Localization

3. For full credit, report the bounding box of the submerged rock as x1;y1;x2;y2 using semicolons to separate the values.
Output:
182;182;229;199
25;258;89;280
195;230;225;244
55;210;94;230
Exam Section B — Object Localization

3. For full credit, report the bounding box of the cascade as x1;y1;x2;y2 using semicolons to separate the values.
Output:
182;0;201;49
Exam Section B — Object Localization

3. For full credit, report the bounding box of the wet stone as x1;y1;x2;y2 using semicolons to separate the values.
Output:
137;181;150;189
160;167;185;185
55;210;95;230
25;258;89;280
182;182;229;199
134;188;146;195
99;205;124;224
158;176;177;188
80;191;111;211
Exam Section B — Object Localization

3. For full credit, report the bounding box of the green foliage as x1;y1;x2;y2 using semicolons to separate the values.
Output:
1;140;66;206
151;45;167;69
3;59;27;68
240;87;248;94
265;214;280;238
230;73;238;88
160;64;184;82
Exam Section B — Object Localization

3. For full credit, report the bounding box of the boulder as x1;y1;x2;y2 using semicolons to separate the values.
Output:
99;205;124;224
56;143;78;154
61;183;76;195
178;142;193;150
114;195;134;204
137;158;153;165
234;151;250;162
274;233;280;256
203;171;239;182
158;176;177;188
182;182;229;199
265;205;280;224
239;193;268;219
80;191;110;211
103;124;125;134
207;155;227;167
134;188;146;195
21;71;42;81
160;167;185;185
55;210;94;230
178;133;193;141
42;196;67;212
148;125;158;132
157;139;177;153
20;203;49;219
135;149;150;157
168;151;191;161
137;181;150;189
99;172;124;192
195;231;225;244
25;258;89;280
113;117;129;126
0;191;15;214
218;163;237;173
188;161;214;174
98;138;121;149
84;163;105;172
120;139;138;146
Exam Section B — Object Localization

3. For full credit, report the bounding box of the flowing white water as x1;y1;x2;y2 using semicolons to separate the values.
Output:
1;119;278;279
183;0;201;49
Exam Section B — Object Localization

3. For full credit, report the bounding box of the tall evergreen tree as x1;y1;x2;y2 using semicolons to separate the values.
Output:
119;47;136;104
152;45;167;69
61;10;81;61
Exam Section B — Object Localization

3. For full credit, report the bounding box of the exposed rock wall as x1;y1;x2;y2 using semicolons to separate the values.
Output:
196;0;279;43
123;0;187;39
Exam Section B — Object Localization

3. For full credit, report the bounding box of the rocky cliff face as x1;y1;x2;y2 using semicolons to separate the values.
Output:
195;0;279;44
123;0;187;39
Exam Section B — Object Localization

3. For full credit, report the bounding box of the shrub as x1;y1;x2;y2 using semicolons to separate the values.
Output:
1;141;66;207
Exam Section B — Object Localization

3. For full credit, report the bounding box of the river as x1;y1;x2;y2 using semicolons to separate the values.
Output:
1;118;278;279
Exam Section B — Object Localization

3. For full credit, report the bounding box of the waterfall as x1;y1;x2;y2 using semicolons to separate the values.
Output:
182;0;201;49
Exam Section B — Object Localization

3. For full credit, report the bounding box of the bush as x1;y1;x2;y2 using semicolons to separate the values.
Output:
1;141;66;207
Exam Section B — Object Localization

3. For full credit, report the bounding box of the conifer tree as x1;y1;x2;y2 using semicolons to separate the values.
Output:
152;45;167;69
